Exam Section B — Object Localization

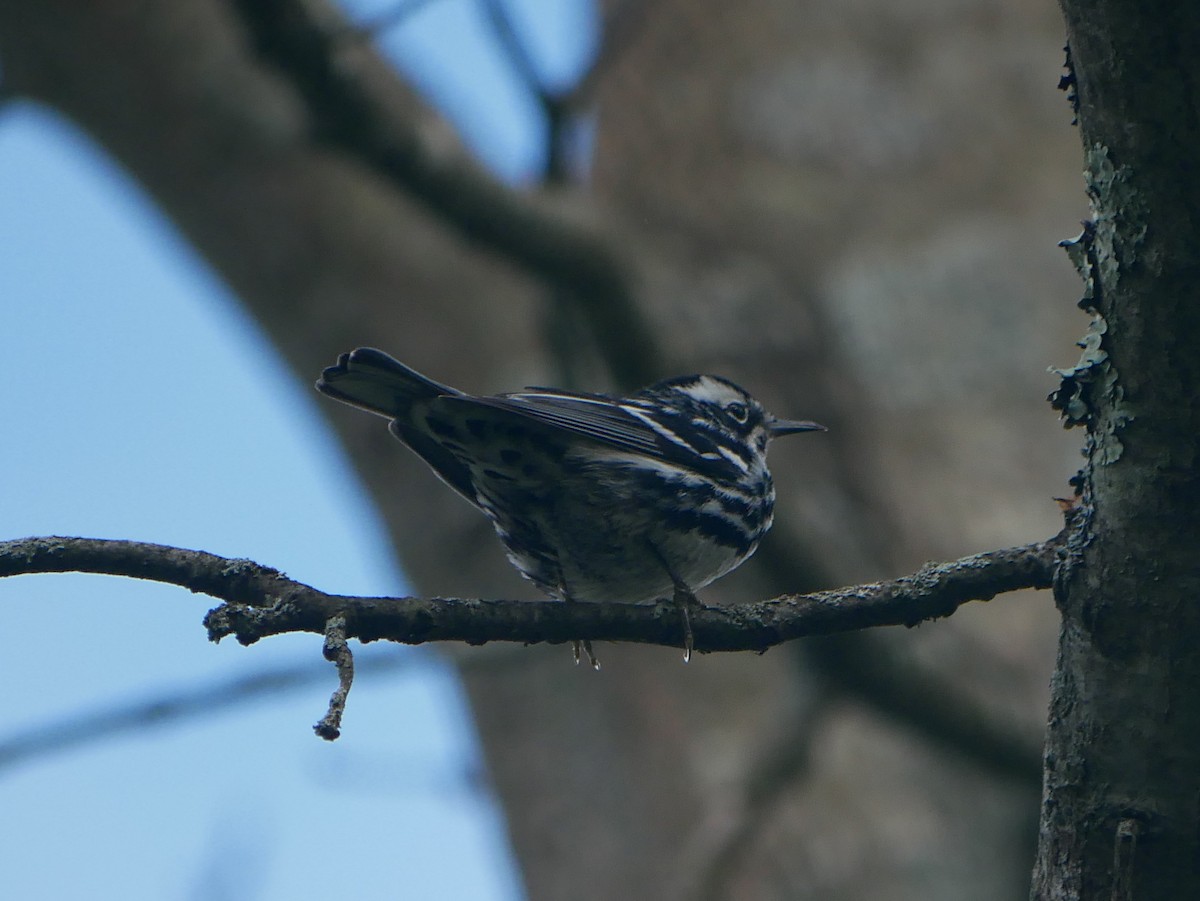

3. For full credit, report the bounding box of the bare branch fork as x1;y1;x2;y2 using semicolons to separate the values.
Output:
0;534;1061;737
233;0;662;387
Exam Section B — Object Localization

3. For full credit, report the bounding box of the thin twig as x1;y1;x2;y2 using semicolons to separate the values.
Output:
0;535;1062;653
314;615;355;740
479;0;547;104
477;0;575;183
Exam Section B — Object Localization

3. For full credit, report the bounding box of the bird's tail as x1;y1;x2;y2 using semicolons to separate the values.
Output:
315;348;460;418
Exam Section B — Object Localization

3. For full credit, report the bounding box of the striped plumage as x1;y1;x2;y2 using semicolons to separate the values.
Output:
317;348;824;660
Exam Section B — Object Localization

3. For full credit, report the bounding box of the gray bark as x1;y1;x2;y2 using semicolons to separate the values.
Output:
1032;1;1200;897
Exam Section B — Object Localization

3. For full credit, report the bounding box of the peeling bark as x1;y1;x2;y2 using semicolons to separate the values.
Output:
1033;2;1200;897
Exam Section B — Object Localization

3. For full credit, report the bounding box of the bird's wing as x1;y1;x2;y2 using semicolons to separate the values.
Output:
443;392;744;485
444;391;668;458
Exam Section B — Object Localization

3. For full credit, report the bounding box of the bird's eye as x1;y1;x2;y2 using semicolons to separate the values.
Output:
727;401;749;423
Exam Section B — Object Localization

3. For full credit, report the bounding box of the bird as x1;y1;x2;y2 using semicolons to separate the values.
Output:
316;348;825;665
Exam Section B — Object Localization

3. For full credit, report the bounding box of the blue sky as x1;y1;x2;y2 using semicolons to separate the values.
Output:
0;2;594;898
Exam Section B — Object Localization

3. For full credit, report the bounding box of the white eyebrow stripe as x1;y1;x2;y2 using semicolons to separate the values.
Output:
675;375;746;406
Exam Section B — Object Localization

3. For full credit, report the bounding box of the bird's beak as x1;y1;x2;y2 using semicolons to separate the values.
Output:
768;417;827;437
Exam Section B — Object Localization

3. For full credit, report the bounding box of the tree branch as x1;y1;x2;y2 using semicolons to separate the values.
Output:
1;535;1060;653
231;0;662;387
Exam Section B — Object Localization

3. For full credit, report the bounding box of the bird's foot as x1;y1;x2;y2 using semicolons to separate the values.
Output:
673;584;700;663
573;639;600;670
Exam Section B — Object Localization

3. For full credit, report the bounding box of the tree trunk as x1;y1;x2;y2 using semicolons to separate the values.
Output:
1032;2;1200;897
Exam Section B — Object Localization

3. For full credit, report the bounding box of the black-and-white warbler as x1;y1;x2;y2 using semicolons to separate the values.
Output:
316;348;824;664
